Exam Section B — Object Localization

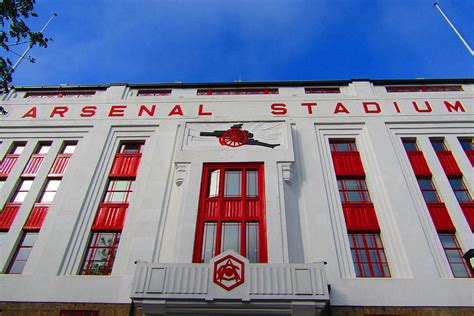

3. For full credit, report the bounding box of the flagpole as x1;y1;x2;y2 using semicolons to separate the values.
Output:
433;2;473;56
11;13;58;71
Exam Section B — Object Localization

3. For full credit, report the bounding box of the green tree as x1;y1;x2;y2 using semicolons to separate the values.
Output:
1;0;49;92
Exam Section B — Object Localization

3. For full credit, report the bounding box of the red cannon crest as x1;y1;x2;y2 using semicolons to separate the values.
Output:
200;124;280;148
213;254;245;291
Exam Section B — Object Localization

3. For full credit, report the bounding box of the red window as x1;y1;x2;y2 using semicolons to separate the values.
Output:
348;233;390;277
80;232;121;275
438;233;472;278
193;163;266;263
0;143;26;177
22;143;51;177
417;178;440;202
338;178;371;203
60;311;99;316
448;178;472;203
6;232;38;274
458;137;473;166
49;142;77;176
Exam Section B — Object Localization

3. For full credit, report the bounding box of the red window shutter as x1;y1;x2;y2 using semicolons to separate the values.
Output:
407;151;432;176
22;154;46;177
426;202;455;232
49;153;72;176
435;151;462;176
464;150;474;166
0;154;20;177
23;204;49;231
109;153;141;178
92;203;128;230
460;202;474;231
342;202;380;232
0;203;21;230
331;152;365;176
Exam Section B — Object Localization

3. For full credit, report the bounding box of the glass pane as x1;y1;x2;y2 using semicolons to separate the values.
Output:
13;191;28;202
202;222;216;263
63;144;76;154
20;180;34;191
417;179;433;190
366;235;375;247
372;264;382;276
344;180;360;190
439;234;456;248
246;170;258;197
403;141;417;151
40;191;56;203
221;222;241;253
46;179;61;191
22;232;38;246
422;191;439;202
97;233;114;247
224;171;241;197
448;178;463;189
431;140;446;151
208;170;220;198
121;143;141;153
362;263;371;276
8;260;26;274
455;191;471;202
93;249;110;261
459;139;473;150
112;180;130;191
357;250;368;263
15;248;32;261
108;191;127;202
12;145;25;154
347;191;363;202
38;145;51;154
246;223;259;263
451;264;470;278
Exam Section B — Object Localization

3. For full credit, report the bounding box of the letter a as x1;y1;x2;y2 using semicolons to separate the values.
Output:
22;107;37;118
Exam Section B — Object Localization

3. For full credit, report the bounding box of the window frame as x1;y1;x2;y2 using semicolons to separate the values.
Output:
193;163;267;263
330;140;357;153
416;178;441;202
438;233;472;278
80;231;121;275
448;177;472;203
337;178;371;203
348;233;391;278
6;231;38;274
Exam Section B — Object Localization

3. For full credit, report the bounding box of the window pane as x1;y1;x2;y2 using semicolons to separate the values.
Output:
454;191;471;202
38;145;51;154
431;140;446;151
246;170;258;197
448;178;463;189
12;145;25;154
402;141;418;151
113;180;130;191
459;138;473;150
208;170;220;198
63;144;76;154
417;179;434;190
224;171;241;197
246;223;259;263
344;180;360;190
8;261;26;274
20;180;34;191
202;222;216;263
121;143;141;153
13;191;28;202
221;222;241;253
421;191;439;202
40;191;56;203
347;191;363;202
439;234;456;248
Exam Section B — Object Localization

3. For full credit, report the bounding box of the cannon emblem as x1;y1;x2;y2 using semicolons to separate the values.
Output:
200;124;280;148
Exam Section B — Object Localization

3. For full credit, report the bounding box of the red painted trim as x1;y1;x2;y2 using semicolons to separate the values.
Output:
331;152;365;177
342;202;380;232
22;154;46;177
92;203;128;231
406;151;432;176
23;204;49;231
0;203;21;230
0;154;20;177
427;202;456;232
49;153;72;176
460;202;474;231
109;153;142;178
436;151;462;176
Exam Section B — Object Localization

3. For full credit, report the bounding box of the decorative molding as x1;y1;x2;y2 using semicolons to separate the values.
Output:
175;163;188;186
280;162;293;183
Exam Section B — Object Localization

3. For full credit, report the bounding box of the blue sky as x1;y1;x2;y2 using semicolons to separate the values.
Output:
7;0;474;86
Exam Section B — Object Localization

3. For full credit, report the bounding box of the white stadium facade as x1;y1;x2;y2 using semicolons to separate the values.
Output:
0;79;473;315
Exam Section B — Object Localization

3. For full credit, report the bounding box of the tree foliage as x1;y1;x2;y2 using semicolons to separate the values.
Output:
1;0;49;92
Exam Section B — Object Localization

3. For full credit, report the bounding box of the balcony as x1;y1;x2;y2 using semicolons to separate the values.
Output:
131;251;329;315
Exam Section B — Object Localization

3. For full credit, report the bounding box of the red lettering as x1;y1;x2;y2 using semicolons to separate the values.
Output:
80;106;97;117
301;102;317;114
412;101;432;113
363;102;381;113
393;101;401;113
198;104;212;116
444;100;465;112
138;105;156;117
334;102;349;114
109;105;127;117
22;107;37;118
50;106;69;118
168;105;184;116
271;103;287;115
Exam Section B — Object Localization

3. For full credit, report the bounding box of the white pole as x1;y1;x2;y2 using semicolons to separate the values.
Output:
433;2;473;56
11;13;58;71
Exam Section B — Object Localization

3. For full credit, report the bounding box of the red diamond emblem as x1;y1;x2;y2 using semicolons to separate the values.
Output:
213;254;245;291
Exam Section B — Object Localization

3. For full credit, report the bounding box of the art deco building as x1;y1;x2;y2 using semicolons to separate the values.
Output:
0;79;473;315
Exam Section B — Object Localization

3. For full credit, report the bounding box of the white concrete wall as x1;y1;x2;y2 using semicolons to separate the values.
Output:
0;81;473;306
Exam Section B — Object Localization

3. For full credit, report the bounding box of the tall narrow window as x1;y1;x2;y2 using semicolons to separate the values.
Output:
329;139;390;277
80;141;144;275
6;232;38;274
193;163;266;263
439;234;472;278
11;179;34;203
448;178;472;203
0;142;26;178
